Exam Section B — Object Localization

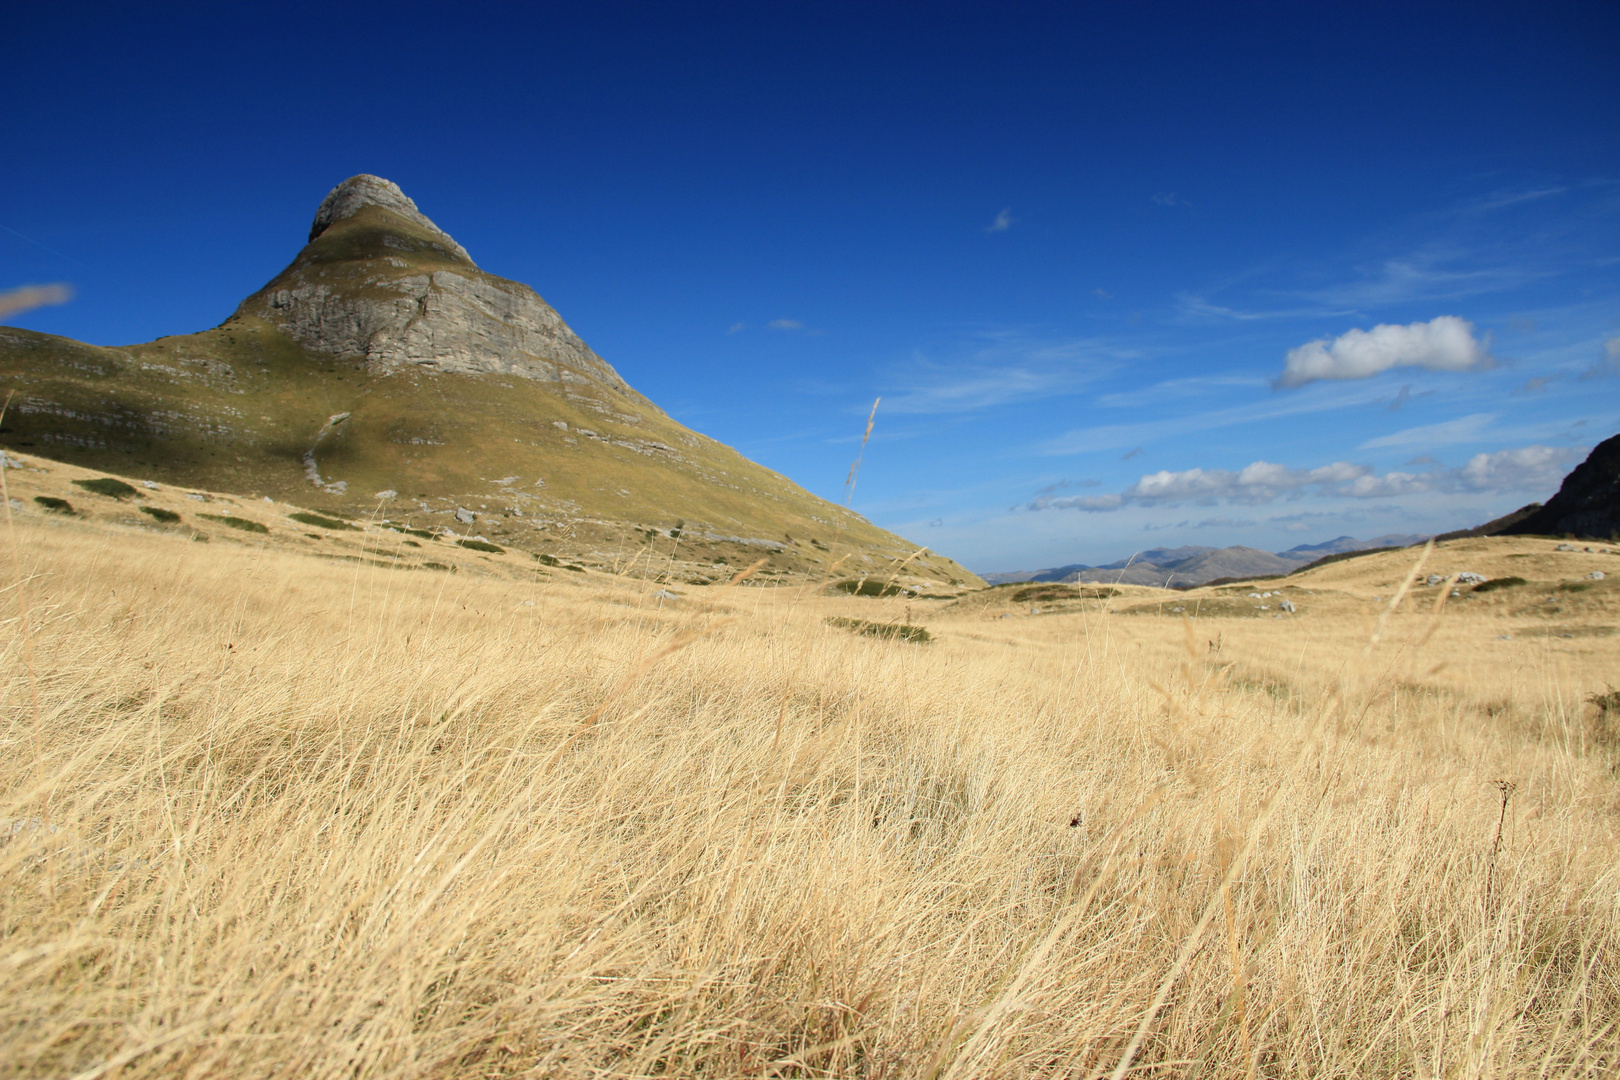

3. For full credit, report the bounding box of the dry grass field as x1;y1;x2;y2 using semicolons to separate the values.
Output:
3;471;1618;1077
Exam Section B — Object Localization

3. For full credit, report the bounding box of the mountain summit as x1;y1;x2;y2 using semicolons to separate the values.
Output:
237;174;637;395
0;176;976;587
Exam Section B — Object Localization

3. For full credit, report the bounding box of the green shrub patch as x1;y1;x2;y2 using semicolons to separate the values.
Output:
830;578;908;598
827;616;932;644
33;495;74;513
456;538;504;553
140;506;181;523
72;477;139;500
1472;576;1528;592
198;514;270;534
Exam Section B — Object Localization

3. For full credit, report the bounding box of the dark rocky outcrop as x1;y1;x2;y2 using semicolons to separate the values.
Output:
1497;433;1620;539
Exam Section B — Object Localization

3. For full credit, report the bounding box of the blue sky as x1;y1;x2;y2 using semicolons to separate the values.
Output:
5;2;1618;572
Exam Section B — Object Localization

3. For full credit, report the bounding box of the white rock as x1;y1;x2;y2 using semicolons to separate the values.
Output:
454;507;475;524
1456;572;1486;585
374;489;398;500
1592;570;1606;580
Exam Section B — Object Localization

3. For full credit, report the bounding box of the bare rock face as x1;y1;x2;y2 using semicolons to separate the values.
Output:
233;175;645;403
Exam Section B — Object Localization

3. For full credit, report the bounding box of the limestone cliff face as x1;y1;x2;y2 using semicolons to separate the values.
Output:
233;175;645;403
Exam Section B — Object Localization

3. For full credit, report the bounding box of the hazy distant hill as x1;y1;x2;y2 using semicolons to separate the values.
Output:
1280;534;1428;557
0;175;976;588
982;534;1428;589
1069;546;1303;588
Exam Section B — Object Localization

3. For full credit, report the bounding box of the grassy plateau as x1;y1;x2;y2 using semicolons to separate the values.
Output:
2;459;1617;1078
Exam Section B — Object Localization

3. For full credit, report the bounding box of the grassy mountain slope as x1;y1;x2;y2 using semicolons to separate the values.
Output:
0;189;977;588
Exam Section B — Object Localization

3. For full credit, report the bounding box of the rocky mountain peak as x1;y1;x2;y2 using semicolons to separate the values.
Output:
230;175;643;402
308;174;474;265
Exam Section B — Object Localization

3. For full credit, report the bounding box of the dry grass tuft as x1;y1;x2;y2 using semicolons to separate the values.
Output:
2;519;1616;1078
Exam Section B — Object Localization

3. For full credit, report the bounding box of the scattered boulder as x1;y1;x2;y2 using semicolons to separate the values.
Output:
454;507;476;524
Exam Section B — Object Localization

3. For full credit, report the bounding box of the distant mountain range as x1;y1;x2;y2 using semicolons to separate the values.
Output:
981;534;1428;588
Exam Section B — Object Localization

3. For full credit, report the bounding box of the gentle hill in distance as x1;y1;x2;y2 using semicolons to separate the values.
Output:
981;534;1429;589
0;175;977;590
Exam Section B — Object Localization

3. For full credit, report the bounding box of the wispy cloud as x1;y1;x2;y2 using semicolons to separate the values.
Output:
1276;315;1493;388
1457;186;1569;214
1296;253;1540;309
878;333;1127;415
1024;444;1584;512
727;322;745;334
1040;379;1391;456
1177;294;1350;322
985;208;1014;233
1183;182;1616;322
1151;192;1190;208
1360;412;1497;450
1512;374;1559;395
1095;375;1268;408
768;318;803;331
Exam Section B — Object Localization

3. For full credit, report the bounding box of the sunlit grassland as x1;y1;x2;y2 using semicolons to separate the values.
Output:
2;518;1616;1078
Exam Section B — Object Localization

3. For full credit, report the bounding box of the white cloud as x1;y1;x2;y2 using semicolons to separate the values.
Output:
1458;445;1584;491
727;322;745;334
1277;316;1493;388
1151;192;1189;208
768;319;803;331
1026;444;1585;512
985;208;1014;233
1359;412;1497;449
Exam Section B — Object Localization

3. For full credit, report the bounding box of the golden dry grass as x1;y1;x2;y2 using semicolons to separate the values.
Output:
3;506;1617;1078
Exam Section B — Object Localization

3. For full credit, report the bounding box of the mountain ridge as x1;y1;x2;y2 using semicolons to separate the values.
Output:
0;175;978;589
